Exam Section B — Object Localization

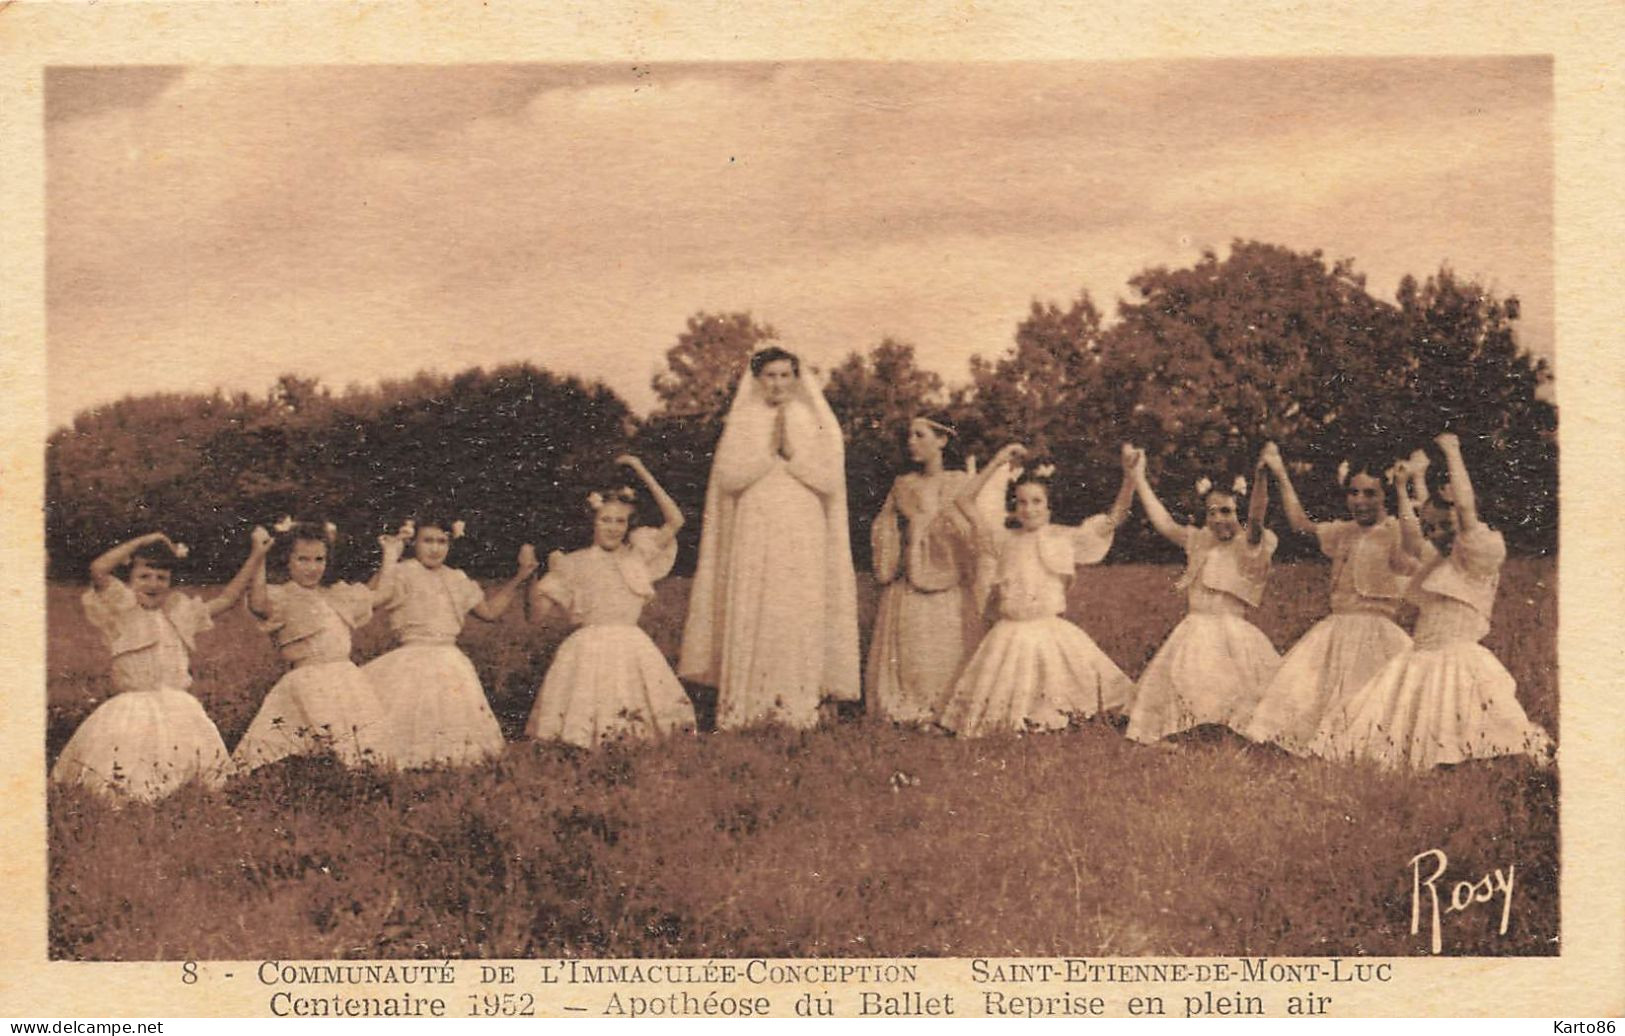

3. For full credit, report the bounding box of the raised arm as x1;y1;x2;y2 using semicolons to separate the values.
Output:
617;454;685;549
955;443;1025;516
88;531;174;590
1261;442;1315;537
1104;444;1138;527
471;544;540;622
1246;453;1270;547
1436;432;1480;532
369;527;408;596
526;553;559;625
221;526;275;619
1390;457;1428;560
1132;451;1188;547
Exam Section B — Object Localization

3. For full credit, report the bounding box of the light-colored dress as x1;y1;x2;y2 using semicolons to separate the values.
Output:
866;471;982;724
680;381;862;731
938;516;1133;737
526;528;696;748
1243;517;1417;753
1310;523;1553;770
363;559;505;768
51;580;233;803
1126;527;1282;743
234;582;393;771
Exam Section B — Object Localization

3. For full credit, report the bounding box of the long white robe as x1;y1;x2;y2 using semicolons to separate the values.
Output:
678;368;860;729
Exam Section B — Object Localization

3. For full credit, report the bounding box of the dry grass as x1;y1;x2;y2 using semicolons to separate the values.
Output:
47;559;1557;960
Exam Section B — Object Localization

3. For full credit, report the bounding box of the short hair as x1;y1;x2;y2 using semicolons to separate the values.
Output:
270;521;335;579
129;540;180;572
749;346;800;377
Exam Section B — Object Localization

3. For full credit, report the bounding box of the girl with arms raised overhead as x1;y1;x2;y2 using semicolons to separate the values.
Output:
366;515;537;767
936;443;1137;737
53;529;267;803
1123;448;1282;744
526;456;696;748
1311;433;1553;770
1242;444;1419;753
234;519;394;772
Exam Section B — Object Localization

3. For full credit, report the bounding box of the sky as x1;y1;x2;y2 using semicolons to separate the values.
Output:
45;58;1552;429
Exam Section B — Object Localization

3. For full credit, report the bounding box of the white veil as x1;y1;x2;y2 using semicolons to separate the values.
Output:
677;358;861;702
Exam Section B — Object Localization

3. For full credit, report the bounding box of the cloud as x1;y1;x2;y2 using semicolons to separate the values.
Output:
47;59;1552;428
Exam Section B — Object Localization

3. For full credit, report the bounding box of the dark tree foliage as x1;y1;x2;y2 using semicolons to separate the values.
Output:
46;241;1557;581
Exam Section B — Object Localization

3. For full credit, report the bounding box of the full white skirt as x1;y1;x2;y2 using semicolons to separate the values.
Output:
363;644;506;768
1242;613;1411;753
1126;614;1282;743
50;689;233;804
233;661;394;771
1309;642;1554;771
526;625;696;749
939;617;1133;737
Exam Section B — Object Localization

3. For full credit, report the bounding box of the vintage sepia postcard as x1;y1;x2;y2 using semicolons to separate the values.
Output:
1;0;1621;1022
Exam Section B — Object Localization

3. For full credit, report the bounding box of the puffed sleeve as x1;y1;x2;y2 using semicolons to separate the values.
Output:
1068;514;1119;566
80;579;137;639
535;550;575;610
1315;520;1353;560
326;581;377;629
250;582;292;635
449;567;486;615
871;483;902;584
628;527;678;582
1452;524;1507;581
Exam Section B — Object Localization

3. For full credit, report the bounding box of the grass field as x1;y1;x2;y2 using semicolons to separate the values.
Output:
46;559;1558;960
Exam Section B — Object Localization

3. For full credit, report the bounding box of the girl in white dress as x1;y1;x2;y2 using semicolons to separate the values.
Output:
364;517;538;768
1124;449;1282;744
526;456;696;748
937;443;1137;737
1241;444;1419;753
866;415;982;725
52;529;268;803
235;520;394;771
1310;433;1554;770
679;347;861;730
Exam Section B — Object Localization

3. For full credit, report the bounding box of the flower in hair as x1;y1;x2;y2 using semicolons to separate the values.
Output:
586;491;605;511
1194;476;1213;496
273;515;294;534
399;519;416;541
1033;463;1056;479
1232;475;1248;496
1336;460;1351;487
613;485;637;503
450;520;466;540
172;542;190;559
322;521;338;542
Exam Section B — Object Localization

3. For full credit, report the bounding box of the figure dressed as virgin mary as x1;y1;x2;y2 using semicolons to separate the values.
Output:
678;346;861;729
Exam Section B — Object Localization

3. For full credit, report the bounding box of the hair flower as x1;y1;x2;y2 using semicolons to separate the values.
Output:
1232;475;1248;496
172;542;190;559
1033;463;1056;479
273;515;294;534
450;519;466;539
613;485;637;503
1194;476;1213;496
1336;460;1351;487
586;491;605;511
323;521;338;542
398;519;416;541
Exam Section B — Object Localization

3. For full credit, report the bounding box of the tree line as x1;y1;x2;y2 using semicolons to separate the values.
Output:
46;240;1555;581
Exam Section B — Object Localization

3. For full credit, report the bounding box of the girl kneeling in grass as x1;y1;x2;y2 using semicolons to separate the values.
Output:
1123;447;1282;744
235;520;394;772
936;442;1137;737
53;529;266;803
525;455;696;748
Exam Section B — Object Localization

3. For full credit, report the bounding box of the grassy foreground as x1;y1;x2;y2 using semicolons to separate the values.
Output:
46;560;1558;959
